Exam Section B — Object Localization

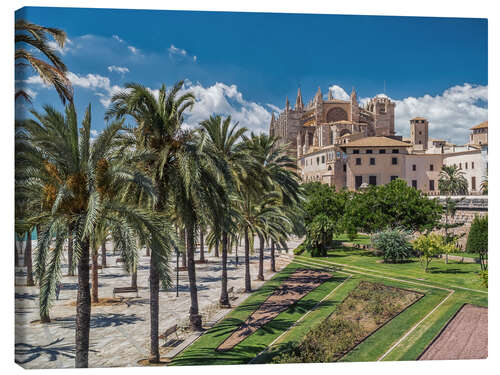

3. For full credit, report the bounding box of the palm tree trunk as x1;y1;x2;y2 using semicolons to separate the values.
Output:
67;234;74;276
235;238;239;266
244;227;251;292
149;255;160;363
75;238;91;368
199;230;205;262
146;246;150;257
270;241;276;272
91;250;99;303
23;235;28;267
26;231;34;286
15;242;20;268
257;234;265;281
186;222;202;331
101;242;107;268
214;237;220;257
219;231;230;307
131;268;137;288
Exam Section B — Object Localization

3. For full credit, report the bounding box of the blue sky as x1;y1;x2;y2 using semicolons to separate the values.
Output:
16;7;488;144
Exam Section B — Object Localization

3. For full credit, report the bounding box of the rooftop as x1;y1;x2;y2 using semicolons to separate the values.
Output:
341;136;412;148
470;121;488;130
411;117;428;121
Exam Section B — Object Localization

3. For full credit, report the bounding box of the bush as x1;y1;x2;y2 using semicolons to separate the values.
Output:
293;242;307;256
466;215;488;271
372;228;414;263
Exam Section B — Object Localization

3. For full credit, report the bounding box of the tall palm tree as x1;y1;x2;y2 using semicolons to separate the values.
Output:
438;165;468;195
198;115;250;307
105;81;207;352
15;20;73;104
15;103;170;368
242;133;301;280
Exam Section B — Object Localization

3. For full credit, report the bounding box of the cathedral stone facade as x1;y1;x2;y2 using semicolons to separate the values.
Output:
269;87;396;160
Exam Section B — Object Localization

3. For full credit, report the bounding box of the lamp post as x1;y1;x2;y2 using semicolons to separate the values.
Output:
175;247;179;297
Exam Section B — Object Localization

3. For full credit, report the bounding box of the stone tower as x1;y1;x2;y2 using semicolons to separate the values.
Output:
410;117;429;149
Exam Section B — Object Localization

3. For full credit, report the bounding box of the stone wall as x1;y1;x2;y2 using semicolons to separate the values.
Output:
435;196;488;249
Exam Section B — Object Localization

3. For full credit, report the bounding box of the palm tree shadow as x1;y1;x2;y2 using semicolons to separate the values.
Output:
52;313;144;330
15;337;81;364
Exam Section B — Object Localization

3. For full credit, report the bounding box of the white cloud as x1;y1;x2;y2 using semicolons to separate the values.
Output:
169;44;187;56
24;88;37;99
328;85;350;100
128;45;139;55
179;80;271;133
107;65;129;74
46;39;73;55
354;83;488;144
266;103;282;114
193;56;197;62
112;35;124;43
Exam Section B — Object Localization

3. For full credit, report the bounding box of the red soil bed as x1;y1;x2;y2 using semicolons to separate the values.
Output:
419;304;488;360
216;268;331;352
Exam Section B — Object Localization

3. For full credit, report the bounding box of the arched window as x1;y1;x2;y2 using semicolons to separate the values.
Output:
326;107;348;123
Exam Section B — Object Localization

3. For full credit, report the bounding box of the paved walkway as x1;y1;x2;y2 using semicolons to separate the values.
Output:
14;238;299;368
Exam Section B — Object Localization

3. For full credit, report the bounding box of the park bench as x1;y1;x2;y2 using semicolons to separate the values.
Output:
112;286;138;298
116;257;123;264
159;324;179;343
228;286;237;301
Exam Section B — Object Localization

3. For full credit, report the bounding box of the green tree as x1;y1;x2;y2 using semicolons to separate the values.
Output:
16;104;170;368
438;165;468;195
15;20;73;104
306;213;336;257
466;215;488;271
413;233;454;272
198;115;249;307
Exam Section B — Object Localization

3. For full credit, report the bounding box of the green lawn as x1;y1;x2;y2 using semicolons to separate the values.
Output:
170;243;487;366
170;262;346;366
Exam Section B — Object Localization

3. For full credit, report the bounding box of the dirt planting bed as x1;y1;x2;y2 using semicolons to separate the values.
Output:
419;304;487;360
273;281;423;363
216;268;332;352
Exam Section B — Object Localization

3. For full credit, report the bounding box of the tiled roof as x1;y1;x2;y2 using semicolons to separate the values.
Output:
470;121;488;130
342;136;411;148
411;117;428;121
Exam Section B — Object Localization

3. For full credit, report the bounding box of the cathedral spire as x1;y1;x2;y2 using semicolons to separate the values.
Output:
295;87;303;111
328;87;333;101
285;96;290;111
314;86;322;104
350;87;357;103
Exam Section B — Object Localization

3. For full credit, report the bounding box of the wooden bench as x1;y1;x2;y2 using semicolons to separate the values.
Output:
227;286;234;294
116;258;123;264
112;287;138;298
159;324;179;342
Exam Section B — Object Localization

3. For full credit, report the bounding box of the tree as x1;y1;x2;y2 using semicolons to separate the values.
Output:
372;228;413;263
481;176;488;195
306;213;336;257
437;197;464;264
413;233;454;272
16;103;169;368
198;115;249;307
438;165;468;195
15;20;73;104
106;81;218;341
466;215;488;271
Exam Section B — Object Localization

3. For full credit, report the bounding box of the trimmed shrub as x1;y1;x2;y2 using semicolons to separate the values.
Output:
479;270;488;288
372;228;414;263
466;215;488;271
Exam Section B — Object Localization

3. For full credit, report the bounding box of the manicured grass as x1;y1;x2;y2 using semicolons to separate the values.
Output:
298;246;486;291
170;262;345;366
334;234;371;245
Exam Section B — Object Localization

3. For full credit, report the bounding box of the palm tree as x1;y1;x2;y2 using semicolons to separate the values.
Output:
105;81;207;353
15;20;73;104
242;133;301;280
481;176;488;195
198;115;250;307
438;165;468;195
15;103;170;368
